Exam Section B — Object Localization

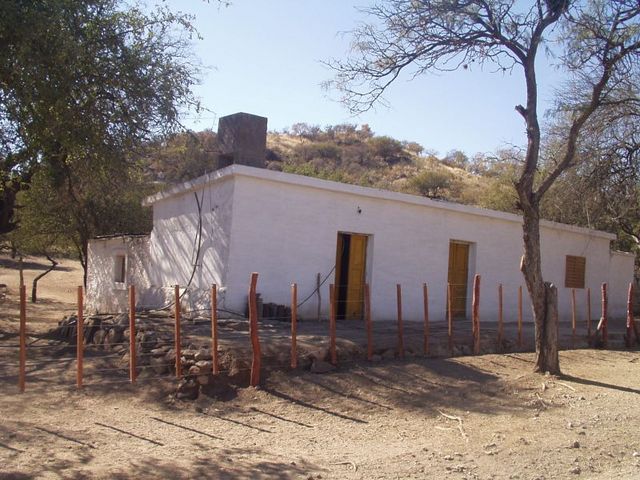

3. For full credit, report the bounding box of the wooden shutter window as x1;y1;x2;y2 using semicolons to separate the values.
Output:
565;255;586;289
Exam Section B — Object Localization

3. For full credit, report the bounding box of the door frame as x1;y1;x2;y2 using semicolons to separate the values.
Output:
447;239;475;319
334;231;370;320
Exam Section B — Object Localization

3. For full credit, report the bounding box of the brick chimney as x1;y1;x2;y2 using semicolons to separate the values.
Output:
217;112;268;169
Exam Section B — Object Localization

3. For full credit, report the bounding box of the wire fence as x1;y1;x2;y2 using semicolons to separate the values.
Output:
1;275;638;395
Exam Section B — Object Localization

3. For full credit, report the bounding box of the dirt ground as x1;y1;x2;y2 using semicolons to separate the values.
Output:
1;256;640;480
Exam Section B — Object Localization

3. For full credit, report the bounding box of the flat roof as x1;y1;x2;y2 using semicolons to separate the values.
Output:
143;164;617;241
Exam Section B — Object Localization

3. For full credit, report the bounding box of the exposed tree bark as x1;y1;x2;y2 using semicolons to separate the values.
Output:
535;283;560;373
31;254;58;303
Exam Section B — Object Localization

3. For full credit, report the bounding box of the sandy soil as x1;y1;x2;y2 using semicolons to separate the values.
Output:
0;255;82;335
1;256;639;480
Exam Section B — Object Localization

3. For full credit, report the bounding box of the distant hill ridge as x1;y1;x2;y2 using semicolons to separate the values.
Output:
141;124;507;213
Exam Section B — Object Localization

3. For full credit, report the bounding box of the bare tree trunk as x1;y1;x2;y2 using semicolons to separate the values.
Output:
518;177;561;374
535;283;560;373
31;254;58;303
520;209;562;374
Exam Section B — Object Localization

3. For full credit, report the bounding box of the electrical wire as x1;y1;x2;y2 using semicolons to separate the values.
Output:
154;190;205;311
296;265;336;309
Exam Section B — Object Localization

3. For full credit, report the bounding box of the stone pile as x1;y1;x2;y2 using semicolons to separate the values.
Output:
54;313;129;350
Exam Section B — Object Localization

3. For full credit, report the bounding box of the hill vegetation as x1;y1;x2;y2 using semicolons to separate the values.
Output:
142;123;520;212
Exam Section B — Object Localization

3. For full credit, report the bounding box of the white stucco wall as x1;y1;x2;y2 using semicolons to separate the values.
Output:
144;174;236;310
90;165;635;321
608;251;636;319
220;167;633;322
87;174;236;313
86;236;153;313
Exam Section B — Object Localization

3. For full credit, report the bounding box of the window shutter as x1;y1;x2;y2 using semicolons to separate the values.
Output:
565;256;586;289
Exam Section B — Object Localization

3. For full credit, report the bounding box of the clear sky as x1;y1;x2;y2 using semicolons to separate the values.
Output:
164;0;562;157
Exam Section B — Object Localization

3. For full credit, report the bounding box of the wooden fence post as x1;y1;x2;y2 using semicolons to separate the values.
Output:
626;282;636;348
423;283;429;356
587;288;592;345
291;283;298;369
472;275;481;355
249;273;261;386
174;285;182;378
365;283;373;361
447;283;453;355
600;283;608;349
517;285;523;348
396;284;405;359
211;285;219;375
129;285;136;383
571;288;577;348
19;285;26;393
316;273;322;322
77;286;84;389
497;284;504;352
329;284;337;365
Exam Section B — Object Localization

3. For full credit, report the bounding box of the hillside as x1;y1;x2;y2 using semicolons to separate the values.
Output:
143;124;514;212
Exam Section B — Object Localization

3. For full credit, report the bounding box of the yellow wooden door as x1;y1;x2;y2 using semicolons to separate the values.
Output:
447;241;469;318
345;234;367;319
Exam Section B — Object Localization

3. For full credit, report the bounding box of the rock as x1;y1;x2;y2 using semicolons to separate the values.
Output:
305;347;329;362
310;360;336;374
151;346;170;357
228;357;251;379
195;360;213;371
92;329;107;347
189;365;201;376
105;327;124;348
164;349;176;364
181;348;198;360
150;355;169;375
571;441;580;449
82;320;100;345
381;349;395;360
297;355;312;369
176;378;199;400
88;316;102;326
197;375;210;386
137;352;150;367
119;352;130;370
137;331;157;351
181;357;195;369
569;466;581;474
194;349;212;361
114;313;129;325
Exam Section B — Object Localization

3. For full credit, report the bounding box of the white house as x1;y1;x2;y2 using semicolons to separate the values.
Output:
86;113;635;323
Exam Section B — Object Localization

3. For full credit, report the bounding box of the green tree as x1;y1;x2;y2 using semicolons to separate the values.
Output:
0;0;199;234
13;158;153;286
367;136;407;164
410;169;455;199
143;130;219;184
542;109;640;256
329;0;640;374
